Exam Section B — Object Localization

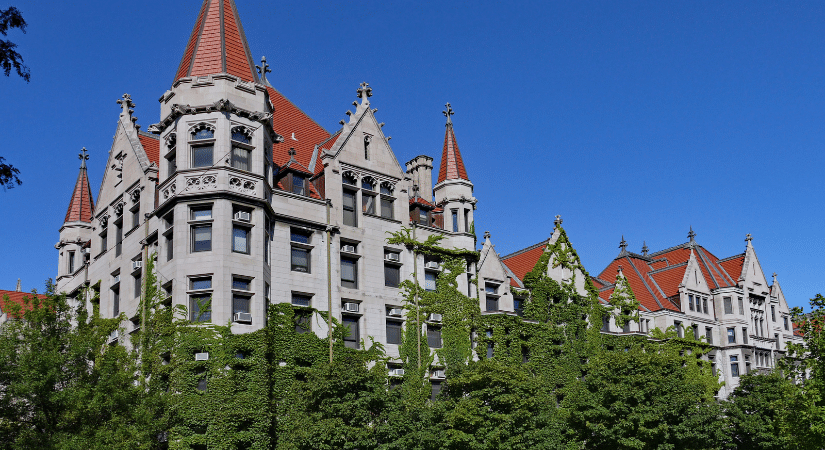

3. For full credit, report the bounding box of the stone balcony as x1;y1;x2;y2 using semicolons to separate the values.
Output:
157;167;267;207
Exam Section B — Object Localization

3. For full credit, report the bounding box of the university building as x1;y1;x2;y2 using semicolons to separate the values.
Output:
42;0;803;399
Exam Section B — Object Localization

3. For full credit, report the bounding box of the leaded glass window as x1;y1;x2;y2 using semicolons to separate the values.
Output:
232;226;249;254
192;128;214;140
192;145;213;168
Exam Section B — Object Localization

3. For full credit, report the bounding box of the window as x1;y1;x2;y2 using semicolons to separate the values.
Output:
295;313;310;333
623;321;631;333
418;209;428;225
264;283;270;306
451;210;458;232
427;325;442;348
514;298;524;317
431;381;442;401
191;207;212;220
706;327;713;344
743;327;748;345
232;226;250;254
485;283;499;312
703;298;709;314
134;272;142;298
363;192;375;215
602;315;610;332
100;231;107;254
291;248;310;272
68;251;75;274
292;293;312;307
364;136;371;160
727;327;736;343
342;190;357;226
385;264;400;288
380;184;393;196
693;325;700;340
192;127;214;140
424;271;437;292
386;320;402;344
191;145;213;168
115;222;123;257
166;152;176;177
738;297;744;315
730;355;740;377
291;174;305;196
775;333;780;350
674;320;683;338
231;147;250;171
290;229;310;244
771;305;776;321
342;173;357;186
132;207;140;229
784;316;789;330
264;219;271;265
190;294;211;322
343;316;360;349
341;257;358;289
231;128;250;144
724;297;732;315
112;288;120;317
192;225;212;252
486;296;499;312
232;277;250;291
191;277;211;290
688;294;694;311
232;294;250;315
166;234;173;261
381;197;394;219
486;331;493;358
464;209;470;232
361;178;374;191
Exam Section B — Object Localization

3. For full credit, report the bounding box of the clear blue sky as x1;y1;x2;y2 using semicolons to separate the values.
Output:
2;1;824;311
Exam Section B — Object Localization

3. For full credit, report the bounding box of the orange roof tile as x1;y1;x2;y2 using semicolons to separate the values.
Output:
501;240;549;283
267;87;331;175
648;264;687;299
0;290;48;318
718;254;745;285
436;121;469;183
138;132;160;166
174;0;258;83
64;165;94;223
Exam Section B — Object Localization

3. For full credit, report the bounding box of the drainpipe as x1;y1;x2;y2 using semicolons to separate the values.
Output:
326;199;333;363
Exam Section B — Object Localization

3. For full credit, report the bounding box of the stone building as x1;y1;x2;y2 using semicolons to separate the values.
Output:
50;0;803;398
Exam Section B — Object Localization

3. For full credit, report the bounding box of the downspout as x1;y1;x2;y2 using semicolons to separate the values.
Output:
326;199;333;363
413;223;420;369
140;209;149;379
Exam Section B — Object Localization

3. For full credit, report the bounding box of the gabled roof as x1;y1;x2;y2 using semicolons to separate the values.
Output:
410;196;435;208
267;86;331;174
64;162;94;224
501;239;550;284
0;290;48;318
174;0;258;84
436;106;469;183
138;132;160;166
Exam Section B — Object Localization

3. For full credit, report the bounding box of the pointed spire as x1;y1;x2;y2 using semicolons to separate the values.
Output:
15;279;21;292
356;82;372;105
641;241;649;256
745;233;753;242
554;215;563;227
174;0;259;84
64;149;95;224
256;56;272;87
618;236;628;256
437;103;469;183
688;226;696;242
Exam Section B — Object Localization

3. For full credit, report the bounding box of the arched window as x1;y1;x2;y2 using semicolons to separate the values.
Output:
191;124;215;140
342;172;357;186
361;177;375;191
231;126;252;144
380;182;394;196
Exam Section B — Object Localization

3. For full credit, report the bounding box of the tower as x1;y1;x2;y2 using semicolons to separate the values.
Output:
56;149;94;291
433;103;475;237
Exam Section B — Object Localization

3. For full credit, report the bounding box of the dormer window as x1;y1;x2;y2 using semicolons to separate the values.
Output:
380;182;394;220
292;174;306;196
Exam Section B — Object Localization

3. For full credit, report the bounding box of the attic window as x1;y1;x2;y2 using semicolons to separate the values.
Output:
364;135;372;160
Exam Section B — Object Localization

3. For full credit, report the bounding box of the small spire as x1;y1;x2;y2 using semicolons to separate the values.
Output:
78;148;89;169
483;231;491;240
288;147;296;163
356;82;372;104
617;265;623;274
618;236;628;255
641;241;649;256
117;93;135;117
688;226;696;242
443;103;454;125
745;233;752;242
15;279;21;292
772;272;777;283
554;215;563;226
256;56;272;86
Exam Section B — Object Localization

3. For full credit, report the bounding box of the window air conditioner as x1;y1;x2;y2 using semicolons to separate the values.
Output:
233;312;253;324
428;313;442;322
389;368;405;376
132;260;142;270
112;275;121;284
341;244;356;253
234;211;251;222
425;261;440;270
343;302;360;313
195;352;209;361
385;253;400;262
431;369;446;378
388;308;403;317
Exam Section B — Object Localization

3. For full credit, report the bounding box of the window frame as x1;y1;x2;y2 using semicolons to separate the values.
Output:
341;256;358;289
343;315;360;349
232;225;251;254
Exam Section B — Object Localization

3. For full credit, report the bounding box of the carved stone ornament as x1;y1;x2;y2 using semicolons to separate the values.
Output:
162;182;177;200
165;132;177;148
114;202;125;217
231;125;253;141
209;98;234;112
229;176;256;195
170;104;195;115
189;122;216;136
184;175;217;192
342;170;358;182
99;215;109;229
130;188;141;204
380;181;395;193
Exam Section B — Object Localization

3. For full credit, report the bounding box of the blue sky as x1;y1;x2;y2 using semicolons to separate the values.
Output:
2;1;824;311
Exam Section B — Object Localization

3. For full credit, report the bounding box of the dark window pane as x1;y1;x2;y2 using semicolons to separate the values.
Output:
134;273;142;298
724;297;732;314
291;294;311;307
514;299;523;317
191;278;211;290
363;194;375;215
343;316;359;349
427;326;441;348
386;320;402;344
430;381;442;401
341;258;357;288
191;207;212;220
231;147;250;171
380;185;392;195
166;236;173;261
232;295;250;314
361;179;374;190
291;247;309;272
113;289;120;316
452;211;458;232
192;225;212;252
295;314;310;333
343;190;357;226
425;272;437;291
232;278;250;291
192;146;213;168
290;230;310;244
197;378;207;391
385;264;400;288
486;297;498;312
232;226;249;253
191;294;211;322
192;128;214;140
381;198;394;219
231;130;250;144
292;175;305;195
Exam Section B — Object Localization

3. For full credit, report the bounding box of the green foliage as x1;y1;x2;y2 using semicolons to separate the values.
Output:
0;7;30;82
608;270;640;328
724;372;797;450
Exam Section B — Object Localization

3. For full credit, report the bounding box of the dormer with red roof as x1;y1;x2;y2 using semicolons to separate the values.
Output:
56;149;95;286
433;104;476;237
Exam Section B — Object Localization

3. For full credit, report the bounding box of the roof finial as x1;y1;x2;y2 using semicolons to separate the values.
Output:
78;148;89;169
554;215;563;226
117;93;135;117
688;226;696;242
745;233;752;242
288;147;296;162
484;231;491;240
617;265;624;275
15;278;21;292
772;272;777;281
357;82;372;104
641;241;649;256
256;56;272;86
443;103;454;125
619;235;628;254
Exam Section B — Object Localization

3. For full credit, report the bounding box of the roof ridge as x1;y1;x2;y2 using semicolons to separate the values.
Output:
647;242;691;256
648;261;688;274
138;130;159;140
717;253;746;263
501;239;550;261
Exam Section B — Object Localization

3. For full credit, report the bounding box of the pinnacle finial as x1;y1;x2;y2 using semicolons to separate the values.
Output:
688;226;696;241
745;233;752;242
641;241;649;256
443;103;454;125
357;82;372;103
78;148;89;169
117;93;135;117
617;265;624;274
15;278;21;292
288;147;296;159
554;215;563;226
619;235;628;254
772;272;777;280
484;231;491;240
256;56;272;85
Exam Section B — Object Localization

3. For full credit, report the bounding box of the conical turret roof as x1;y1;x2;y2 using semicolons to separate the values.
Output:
437;103;469;183
174;0;259;84
64;150;94;224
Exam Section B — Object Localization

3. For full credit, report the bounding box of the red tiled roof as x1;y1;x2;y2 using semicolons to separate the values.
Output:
436;122;469;183
719;254;745;284
0;290;48;318
648;264;687;299
64;166;94;223
174;0;258;83
267;87;331;175
501;240;549;284
597;256;677;312
409;196;434;208
138;132;160;166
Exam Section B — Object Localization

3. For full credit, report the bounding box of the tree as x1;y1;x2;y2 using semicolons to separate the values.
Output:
724;373;797;450
0;156;21;190
0;6;29;81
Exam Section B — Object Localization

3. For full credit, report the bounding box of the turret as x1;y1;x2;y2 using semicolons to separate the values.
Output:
56;149;94;289
433;103;475;234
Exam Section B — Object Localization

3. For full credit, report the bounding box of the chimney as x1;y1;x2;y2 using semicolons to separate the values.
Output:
405;155;434;202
